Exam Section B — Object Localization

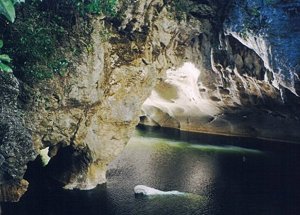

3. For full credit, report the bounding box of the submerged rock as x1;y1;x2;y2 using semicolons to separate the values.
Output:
134;185;186;196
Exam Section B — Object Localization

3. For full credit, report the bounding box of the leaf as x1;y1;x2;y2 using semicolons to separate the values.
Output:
13;0;25;3
0;39;3;48
0;0;16;22
0;54;12;62
0;62;13;73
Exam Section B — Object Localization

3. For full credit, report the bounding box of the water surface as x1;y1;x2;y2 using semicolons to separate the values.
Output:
2;126;300;215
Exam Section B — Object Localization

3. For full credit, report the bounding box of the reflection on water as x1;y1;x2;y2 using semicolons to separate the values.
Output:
2;126;300;215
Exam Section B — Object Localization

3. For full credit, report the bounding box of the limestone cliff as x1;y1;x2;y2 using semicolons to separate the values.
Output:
1;0;206;198
141;0;300;142
0;0;299;202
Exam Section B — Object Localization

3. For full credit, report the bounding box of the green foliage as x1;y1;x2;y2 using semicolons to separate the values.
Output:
169;0;192;20
173;0;190;12
53;0;118;19
0;39;13;73
0;0;16;74
0;0;15;22
2;1;71;82
0;0;118;82
66;0;118;17
51;59;69;76
101;0;118;16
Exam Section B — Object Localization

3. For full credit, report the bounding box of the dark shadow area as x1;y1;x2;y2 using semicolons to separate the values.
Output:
1;156;111;215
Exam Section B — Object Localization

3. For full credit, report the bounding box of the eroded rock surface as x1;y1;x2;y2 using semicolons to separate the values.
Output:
141;0;300;142
0;73;36;201
18;0;206;190
225;0;300;95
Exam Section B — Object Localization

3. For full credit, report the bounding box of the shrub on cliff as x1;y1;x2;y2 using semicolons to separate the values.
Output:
0;0;17;74
0;40;12;73
0;0;16;22
0;0;118;83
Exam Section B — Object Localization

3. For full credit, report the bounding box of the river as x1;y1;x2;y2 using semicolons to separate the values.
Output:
2;126;300;215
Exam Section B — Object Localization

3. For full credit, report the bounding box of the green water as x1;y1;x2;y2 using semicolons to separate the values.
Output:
2;126;300;215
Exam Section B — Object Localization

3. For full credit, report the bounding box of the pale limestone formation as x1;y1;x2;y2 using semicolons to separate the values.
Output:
141;36;300;142
140;1;300;142
21;1;207;189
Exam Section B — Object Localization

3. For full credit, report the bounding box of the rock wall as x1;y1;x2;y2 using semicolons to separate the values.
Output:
0;74;36;201
141;0;300;142
224;0;300;95
0;0;208;196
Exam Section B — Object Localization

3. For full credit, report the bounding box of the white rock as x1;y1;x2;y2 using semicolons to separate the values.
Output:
134;185;185;196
